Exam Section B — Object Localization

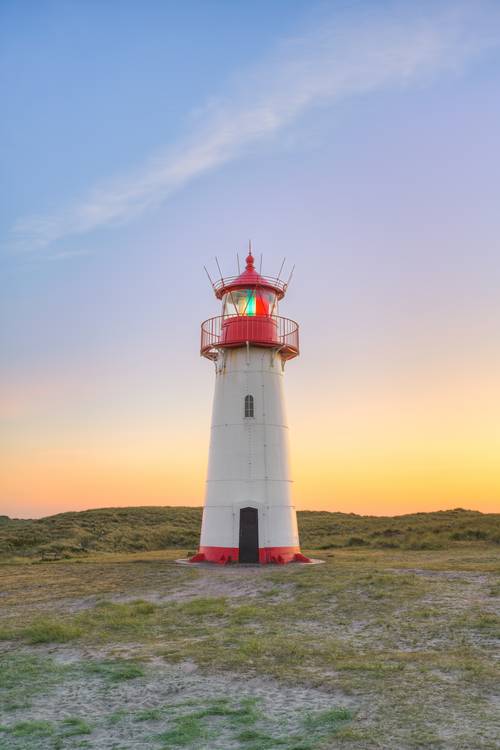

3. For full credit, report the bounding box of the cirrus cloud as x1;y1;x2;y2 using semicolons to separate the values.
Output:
10;0;500;255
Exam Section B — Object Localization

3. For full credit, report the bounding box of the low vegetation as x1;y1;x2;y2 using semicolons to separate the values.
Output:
0;506;499;561
0;509;498;748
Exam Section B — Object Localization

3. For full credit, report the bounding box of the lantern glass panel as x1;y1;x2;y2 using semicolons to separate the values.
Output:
222;290;278;317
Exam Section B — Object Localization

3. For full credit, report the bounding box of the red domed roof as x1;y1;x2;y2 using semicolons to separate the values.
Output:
234;251;265;285
212;250;288;300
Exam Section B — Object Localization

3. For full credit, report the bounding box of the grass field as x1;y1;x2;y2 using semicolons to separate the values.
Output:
1;506;499;561
0;508;499;749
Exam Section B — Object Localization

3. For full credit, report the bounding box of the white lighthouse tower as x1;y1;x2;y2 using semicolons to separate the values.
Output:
191;247;310;565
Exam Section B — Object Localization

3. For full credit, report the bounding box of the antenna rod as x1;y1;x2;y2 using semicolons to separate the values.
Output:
259;253;263;274
277;257;286;280
285;264;295;289
215;256;224;281
237;253;241;274
204;265;215;287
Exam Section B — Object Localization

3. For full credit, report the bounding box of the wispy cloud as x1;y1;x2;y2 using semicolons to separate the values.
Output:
10;0;500;255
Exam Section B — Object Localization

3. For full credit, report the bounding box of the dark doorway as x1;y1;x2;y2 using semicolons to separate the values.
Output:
239;507;259;563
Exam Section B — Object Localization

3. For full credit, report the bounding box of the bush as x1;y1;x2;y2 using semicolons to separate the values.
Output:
1;506;498;559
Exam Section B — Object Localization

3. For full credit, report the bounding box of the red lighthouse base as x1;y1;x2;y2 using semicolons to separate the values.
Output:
189;545;312;565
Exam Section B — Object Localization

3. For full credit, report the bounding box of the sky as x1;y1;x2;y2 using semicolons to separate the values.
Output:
1;0;500;519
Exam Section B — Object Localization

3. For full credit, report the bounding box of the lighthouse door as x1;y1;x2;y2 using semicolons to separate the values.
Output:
239;507;259;563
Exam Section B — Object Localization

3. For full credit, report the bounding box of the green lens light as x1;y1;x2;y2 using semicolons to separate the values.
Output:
246;290;256;316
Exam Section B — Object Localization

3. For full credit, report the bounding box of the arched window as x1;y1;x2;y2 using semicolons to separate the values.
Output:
244;394;254;418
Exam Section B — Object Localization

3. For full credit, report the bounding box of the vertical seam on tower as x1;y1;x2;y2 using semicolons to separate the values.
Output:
247;351;252;490
262;351;269;546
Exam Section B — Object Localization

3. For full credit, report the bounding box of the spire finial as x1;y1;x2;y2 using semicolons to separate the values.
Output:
246;240;254;270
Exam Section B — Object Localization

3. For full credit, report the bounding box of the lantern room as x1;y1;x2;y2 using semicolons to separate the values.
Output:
200;250;299;361
221;287;279;318
217;250;285;313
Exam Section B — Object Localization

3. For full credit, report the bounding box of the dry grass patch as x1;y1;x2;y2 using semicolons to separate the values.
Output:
1;544;499;748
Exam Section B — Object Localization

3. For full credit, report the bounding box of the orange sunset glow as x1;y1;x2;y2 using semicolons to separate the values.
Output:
2;353;499;518
2;1;500;520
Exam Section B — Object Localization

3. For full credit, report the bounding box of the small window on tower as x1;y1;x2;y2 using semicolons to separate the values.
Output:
244;394;254;418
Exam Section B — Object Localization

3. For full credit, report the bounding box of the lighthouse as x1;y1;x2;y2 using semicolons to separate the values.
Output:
191;247;310;565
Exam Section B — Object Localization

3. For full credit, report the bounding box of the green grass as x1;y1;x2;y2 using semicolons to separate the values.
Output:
0;617;82;644
0;539;498;749
179;597;227;616
107;709;128;726
0;654;68;711
22;618;83;644
60;717;92;736
9;720;54;737
0;716;92;750
303;707;353;730
150;697;352;749
470;613;500;634
1;506;499;561
1;616;84;644
195;697;260;724
157;714;208;747
79;599;159;636
235;729;287;748
83;660;145;682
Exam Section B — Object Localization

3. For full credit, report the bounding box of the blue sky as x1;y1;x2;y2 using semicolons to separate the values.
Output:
1;0;500;517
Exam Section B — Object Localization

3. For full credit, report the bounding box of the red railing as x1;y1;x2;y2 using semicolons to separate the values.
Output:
201;315;299;360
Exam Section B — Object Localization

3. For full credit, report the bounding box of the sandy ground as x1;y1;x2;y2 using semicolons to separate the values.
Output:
1;549;499;749
2;646;349;750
